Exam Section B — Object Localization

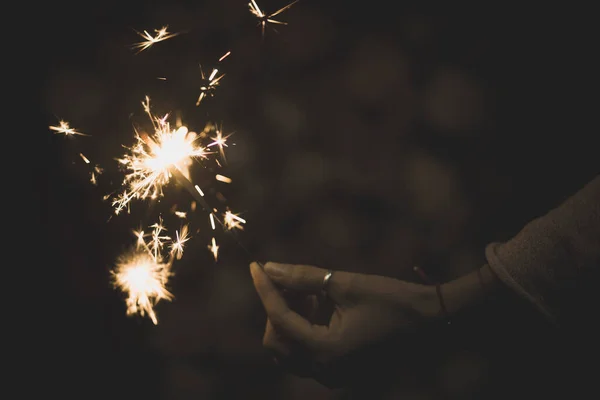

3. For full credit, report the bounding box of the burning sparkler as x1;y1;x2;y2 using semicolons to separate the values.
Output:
112;96;210;214
131;26;180;53
248;0;299;37
54;1;305;323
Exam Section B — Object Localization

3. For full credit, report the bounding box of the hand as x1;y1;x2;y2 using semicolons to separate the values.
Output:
250;262;439;387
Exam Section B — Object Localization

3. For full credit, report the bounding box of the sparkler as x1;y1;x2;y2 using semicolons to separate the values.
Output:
131;26;180;53
248;0;299;37
53;1;301;324
112;96;210;215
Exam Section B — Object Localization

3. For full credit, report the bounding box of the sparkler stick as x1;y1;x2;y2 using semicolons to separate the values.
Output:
167;165;262;266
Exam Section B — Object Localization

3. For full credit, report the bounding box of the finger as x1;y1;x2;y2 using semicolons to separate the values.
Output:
263;318;292;357
250;262;328;348
263;262;364;300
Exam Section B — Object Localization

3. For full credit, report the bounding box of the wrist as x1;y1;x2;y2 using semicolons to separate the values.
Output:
410;264;501;322
440;264;500;316
415;284;446;321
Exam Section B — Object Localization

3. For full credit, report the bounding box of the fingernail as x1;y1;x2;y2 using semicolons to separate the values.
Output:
264;262;285;277
249;262;259;278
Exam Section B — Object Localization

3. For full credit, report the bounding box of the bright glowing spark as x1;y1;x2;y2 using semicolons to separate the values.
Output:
134;228;146;247
207;125;233;161
50;120;89;137
112;96;209;214
216;174;232;183
112;251;172;325
170;224;190;260
209;213;216;230
248;0;299;37
150;217;171;259
111;219;193;324
224;210;246;230
219;51;231;62
196;64;225;106
174;211;187;218
112;224;176;325
194;185;205;196
131;26;180;53
79;153;90;164
208;237;219;260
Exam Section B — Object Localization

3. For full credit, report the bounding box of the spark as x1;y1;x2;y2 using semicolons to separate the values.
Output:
248;0;299;37
196;64;225;106
170;224;190;260
112;222;178;325
219;51;231;62
174;211;187;219
224;210;246;230
79;153;90;164
50;120;89;137
209;213;216;230
112;96;210;214
194;185;205;196
131;26;180;53
207;124;234;161
91;165;104;185
215;174;232;184
150;217;171;259
208;237;219;260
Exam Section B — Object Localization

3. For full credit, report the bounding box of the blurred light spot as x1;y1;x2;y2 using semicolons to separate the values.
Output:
403;151;468;222
280;152;329;197
422;68;485;133
343;37;410;104
263;93;305;139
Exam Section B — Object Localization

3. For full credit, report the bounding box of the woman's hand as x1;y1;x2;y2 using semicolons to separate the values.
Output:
250;262;441;387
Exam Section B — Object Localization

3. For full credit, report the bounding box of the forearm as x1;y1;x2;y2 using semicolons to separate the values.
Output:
428;176;600;324
485;175;600;322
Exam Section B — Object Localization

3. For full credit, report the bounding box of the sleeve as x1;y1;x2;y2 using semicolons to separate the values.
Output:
485;175;600;324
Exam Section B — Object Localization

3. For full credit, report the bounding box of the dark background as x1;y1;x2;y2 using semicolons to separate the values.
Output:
40;1;598;399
